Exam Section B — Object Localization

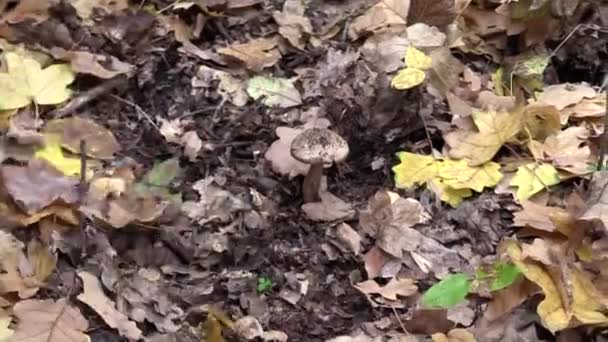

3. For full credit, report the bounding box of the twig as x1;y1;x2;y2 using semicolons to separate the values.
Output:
50;76;127;118
110;94;161;131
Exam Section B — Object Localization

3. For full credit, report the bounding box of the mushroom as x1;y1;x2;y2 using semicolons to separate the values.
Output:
290;128;349;203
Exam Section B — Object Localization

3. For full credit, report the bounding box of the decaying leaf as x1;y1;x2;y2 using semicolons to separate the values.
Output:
43;117;120;159
302;191;355;222
580;171;608;229
12;298;89;341
182;177;251;224
408;0;456;27
246;75;302;108
537;83;596;111
77;271;142;340
273;0;313;50
69;0;128;20
513;201;568;232
354;277;418;302
528;126;592;175
348;0;409;40
218;36;281;71
50;48;133;79
1;160;79;214
0;52;75;110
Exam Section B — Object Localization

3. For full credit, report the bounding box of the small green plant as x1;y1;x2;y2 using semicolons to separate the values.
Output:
421;261;521;309
257;277;273;294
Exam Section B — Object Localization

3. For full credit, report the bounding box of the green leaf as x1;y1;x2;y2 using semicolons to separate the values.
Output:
421;273;471;309
134;158;182;203
491;262;521;291
257;277;273;293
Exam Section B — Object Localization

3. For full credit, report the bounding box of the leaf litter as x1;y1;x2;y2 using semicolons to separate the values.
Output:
0;0;607;341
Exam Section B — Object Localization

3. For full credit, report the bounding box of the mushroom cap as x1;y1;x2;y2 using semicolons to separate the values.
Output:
290;128;349;164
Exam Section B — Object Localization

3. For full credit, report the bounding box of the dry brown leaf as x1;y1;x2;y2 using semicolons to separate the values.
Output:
461;6;509;36
43;117;120;160
521;103;561;141
161;15;224;63
580;171;608;229
513;201;568;232
273;0;313;50
69;0;128;20
1;0;58;23
528;126;592;175
77;271;142;340
408;0;456;27
348;0;409;40
360;33;409;73
218;36;281;71
537;83;596;111
50;48;133;79
560;94;606;124
301;191;355;222
329;222;362;255
480;277;538;324
12;298;89;342
354;277;418;301
1;160;79;214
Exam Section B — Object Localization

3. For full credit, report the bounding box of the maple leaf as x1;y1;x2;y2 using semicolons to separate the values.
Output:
438;159;503;192
448;108;522;166
509;163;560;201
393;152;503;206
0;52;75;110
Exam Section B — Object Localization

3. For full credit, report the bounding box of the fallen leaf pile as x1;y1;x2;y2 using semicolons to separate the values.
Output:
0;0;606;341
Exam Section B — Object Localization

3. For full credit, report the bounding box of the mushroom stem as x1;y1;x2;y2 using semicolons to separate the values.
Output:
302;162;323;203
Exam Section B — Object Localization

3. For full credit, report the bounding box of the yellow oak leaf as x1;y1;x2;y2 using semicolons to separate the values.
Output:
439;159;503;192
405;46;432;70
0;52;75;110
510;163;560;202
35;138;81;177
449;109;523;166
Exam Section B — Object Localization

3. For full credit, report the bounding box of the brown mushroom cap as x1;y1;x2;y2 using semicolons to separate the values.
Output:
290;128;349;164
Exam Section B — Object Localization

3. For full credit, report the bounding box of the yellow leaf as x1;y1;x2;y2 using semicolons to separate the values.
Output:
510;163;560;201
0;317;13;342
449;109;523;166
0;52;75;110
428;178;472;207
393;153;502;207
571;269;608;326
393;152;438;188
439;159;503;192
391;68;426;90
405;46;432;70
35;138;81;177
507;241;569;332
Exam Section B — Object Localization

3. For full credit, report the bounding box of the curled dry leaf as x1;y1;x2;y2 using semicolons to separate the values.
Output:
273;0;313;50
50;48;133;79
12;298;89;342
348;0;409;40
43;117;121;160
301;191;355;222
513;201;568;232
218;36;281;71
354;277;418;302
1;159;79;214
77;271;142;340
537;83;596;111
